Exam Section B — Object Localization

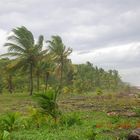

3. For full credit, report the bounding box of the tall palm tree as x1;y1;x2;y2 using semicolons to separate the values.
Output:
34;35;48;92
47;36;72;92
2;26;37;95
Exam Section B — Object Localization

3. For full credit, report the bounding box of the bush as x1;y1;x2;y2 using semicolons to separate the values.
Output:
133;107;140;116
60;113;82;127
86;125;98;140
1;112;20;132
96;88;103;96
0;130;10;140
109;115;121;124
62;86;70;94
27;107;46;128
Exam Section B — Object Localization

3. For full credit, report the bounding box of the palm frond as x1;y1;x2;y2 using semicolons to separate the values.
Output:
0;52;22;57
4;43;25;53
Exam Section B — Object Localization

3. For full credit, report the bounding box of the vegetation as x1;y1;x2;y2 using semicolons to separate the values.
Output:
0;92;139;139
0;26;125;95
34;89;60;122
0;26;139;139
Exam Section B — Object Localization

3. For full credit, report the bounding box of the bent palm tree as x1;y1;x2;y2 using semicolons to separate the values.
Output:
47;36;72;93
2;26;36;95
34;35;48;92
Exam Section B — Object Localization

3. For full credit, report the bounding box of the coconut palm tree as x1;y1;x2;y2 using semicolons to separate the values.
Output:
0;58;15;93
41;55;55;91
34;35;48;92
2;26;37;95
47;36;72;93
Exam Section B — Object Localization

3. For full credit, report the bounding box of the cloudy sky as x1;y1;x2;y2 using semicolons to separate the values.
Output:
0;0;140;85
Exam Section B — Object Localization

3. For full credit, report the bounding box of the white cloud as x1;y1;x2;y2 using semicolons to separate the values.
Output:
0;29;7;54
70;43;140;85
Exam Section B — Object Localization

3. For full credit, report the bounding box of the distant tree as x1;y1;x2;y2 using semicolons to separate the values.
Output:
0;58;15;93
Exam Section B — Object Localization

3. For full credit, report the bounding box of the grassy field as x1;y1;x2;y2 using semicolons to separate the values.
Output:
0;92;140;140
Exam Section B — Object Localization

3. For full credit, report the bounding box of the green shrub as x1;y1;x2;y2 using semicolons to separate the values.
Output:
96;88;103;96
60;113;82;127
109;115;121;124
133;107;140;116
1;112;20;132
86;125;98;140
19;117;31;130
0;130;10;140
27;107;46;128
62;86;70;94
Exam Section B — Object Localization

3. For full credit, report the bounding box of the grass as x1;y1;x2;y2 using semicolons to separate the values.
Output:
0;93;34;114
0;92;140;139
10;111;139;140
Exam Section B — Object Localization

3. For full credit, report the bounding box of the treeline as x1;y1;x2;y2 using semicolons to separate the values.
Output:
0;26;124;95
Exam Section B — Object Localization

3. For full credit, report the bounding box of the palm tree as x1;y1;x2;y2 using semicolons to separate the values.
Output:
47;36;72;93
0;58;14;93
2;26;37;95
35;89;60;123
41;56;54;92
5;61;14;94
34;35;48;92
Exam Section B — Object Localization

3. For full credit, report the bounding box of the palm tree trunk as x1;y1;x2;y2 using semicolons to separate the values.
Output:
30;64;33;96
37;71;40;92
45;72;49;92
60;59;63;93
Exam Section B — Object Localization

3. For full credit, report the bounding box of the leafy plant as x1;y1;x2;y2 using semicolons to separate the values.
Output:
109;115;121;124
62;86;70;94
60;113;82;127
20;117;31;130
34;89;61;122
1;112;20;132
86;124;99;140
133;107;140;116
27;107;46;128
0;130;10;140
96;88;103;96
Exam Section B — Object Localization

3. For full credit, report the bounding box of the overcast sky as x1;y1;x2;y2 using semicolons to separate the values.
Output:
0;0;140;86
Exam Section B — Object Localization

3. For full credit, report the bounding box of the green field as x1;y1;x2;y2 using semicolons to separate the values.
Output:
0;92;140;140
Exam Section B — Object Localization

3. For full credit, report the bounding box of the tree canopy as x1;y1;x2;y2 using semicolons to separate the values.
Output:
0;26;125;95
